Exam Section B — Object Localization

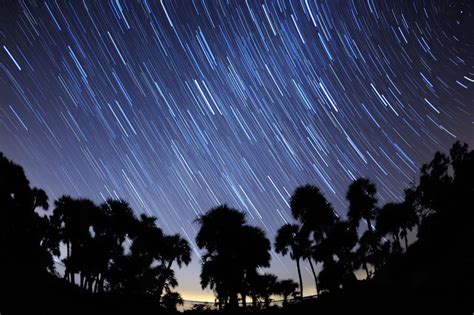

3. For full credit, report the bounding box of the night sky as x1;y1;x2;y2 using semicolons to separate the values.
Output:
0;0;472;301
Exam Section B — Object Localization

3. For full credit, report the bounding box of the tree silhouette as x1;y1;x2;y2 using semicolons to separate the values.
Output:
98;199;138;293
239;225;271;309
253;273;277;308
157;233;191;304
196;205;245;309
376;201;417;250
0;153;58;272
414;141;473;248
200;256;227;310
274;223;305;299
101;199;138;244
346;178;378;231
49;191;192;304
275;279;298;307
1;141;473;313
346;177;381;272
289;185;338;294
161;291;183;312
125;214;167;297
314;220;358;288
318;259;348;292
290;184;338;238
52;196;102;286
354;230;377;279
195;204;270;310
376;203;403;251
361;142;474;311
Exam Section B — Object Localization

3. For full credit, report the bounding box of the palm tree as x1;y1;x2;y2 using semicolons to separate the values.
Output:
314;220;358;285
196;205;245;309
346;178;378;232
94;199;138;292
131;214;164;259
196;205;270;310
346;178;382;272
37;214;61;272
161;291;184;311
163;234;192;269
376;202;404;250
52;196;101;286
239;225;271;309
200;257;227;310
290;184;338;239
157;234;191;303
295;229;321;296
274;224;305;298
377;200;418;251
106;212;171;297
0;152;57;272
130;214;165;295
318;259;347;292
416;151;452;218
275;279;298;307
101;199;137;244
254;273;277;308
354;230;382;279
398;201;418;250
289;185;338;294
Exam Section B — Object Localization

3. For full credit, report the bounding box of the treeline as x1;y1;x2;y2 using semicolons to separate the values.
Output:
0;153;190;311
192;141;474;310
1;141;473;313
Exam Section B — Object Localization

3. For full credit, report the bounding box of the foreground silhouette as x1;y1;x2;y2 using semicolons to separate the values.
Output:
1;141;473;314
0;154;190;314
195;205;272;310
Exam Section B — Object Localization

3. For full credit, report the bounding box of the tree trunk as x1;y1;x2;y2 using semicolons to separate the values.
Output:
264;295;270;308
229;292;238;310
87;277;93;292
307;257;319;295
339;252;357;283
252;293;257;309
217;297;222;311
92;275;98;292
364;261;370;279
65;242;70;283
68;272;74;284
157;260;174;305
366;219;379;270
94;275;100;293
296;258;303;299
98;274;105;293
403;229;409;250
241;292;247;308
394;233;402;249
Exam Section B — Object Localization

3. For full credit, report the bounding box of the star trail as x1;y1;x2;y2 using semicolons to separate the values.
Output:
0;0;472;300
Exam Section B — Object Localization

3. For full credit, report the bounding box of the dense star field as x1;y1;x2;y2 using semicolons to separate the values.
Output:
0;0;473;300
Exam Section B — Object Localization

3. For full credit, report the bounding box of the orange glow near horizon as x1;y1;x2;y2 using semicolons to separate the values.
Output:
179;270;369;303
179;290;216;303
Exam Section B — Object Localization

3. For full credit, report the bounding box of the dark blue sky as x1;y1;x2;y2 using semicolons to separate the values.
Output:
0;0;472;300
